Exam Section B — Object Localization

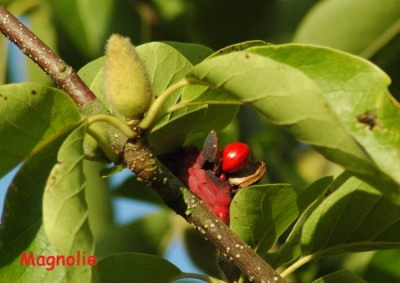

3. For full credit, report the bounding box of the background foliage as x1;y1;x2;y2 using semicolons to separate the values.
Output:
1;0;400;282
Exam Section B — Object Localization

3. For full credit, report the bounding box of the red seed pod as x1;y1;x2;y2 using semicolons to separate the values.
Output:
221;142;251;173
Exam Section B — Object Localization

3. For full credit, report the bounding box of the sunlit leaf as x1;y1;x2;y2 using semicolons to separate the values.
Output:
207;40;268;59
188;46;400;200
301;175;400;257
230;184;298;251
248;44;400;198
0;83;81;178
43;124;93;283
0;127;74;281
163;41;213;65
274;176;334;267
94;253;181;283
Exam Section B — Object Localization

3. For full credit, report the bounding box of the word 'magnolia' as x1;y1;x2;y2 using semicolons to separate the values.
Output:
20;251;96;271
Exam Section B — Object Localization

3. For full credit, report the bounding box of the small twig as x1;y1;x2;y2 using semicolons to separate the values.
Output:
0;5;95;107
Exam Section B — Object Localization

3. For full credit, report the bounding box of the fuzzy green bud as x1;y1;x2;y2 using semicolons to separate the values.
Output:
105;34;152;119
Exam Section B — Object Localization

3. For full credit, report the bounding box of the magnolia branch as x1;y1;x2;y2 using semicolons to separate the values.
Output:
0;5;95;107
0;5;285;283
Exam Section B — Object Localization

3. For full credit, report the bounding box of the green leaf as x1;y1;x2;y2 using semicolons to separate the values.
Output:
187;51;375;175
94;253;181;283
312;270;367;283
230;184;299;252
47;0;113;57
247;44;400;198
0;127;74;281
0;83;81;178
43;124;93;283
0;227;66;283
135;42;238;154
163;41;214;65
274;176;334;267
96;212;173;258
294;0;400;59
207;40;269;59
188;45;400;200
301;176;400;258
78;57;105;88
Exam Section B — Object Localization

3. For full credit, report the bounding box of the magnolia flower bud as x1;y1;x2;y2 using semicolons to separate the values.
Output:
105;34;152;119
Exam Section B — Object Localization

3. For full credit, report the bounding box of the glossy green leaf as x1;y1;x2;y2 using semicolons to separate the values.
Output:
94;253;181;283
187;52;373;169
0;83;81;178
294;0;400;59
206;40;269;59
163;41;214;65
230;184;298;251
47;0;113;57
301;176;400;257
312;270;367;283
247;44;400;198
274;176;334;267
96;212;172;258
188;46;400;200
43;124;93;283
78;57;105;88
0;127;74;281
83;160;114;240
135;42;207;154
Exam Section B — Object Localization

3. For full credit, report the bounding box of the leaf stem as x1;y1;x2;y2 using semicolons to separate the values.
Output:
138;78;190;130
86;114;137;139
86;124;120;162
280;254;314;279
165;100;242;115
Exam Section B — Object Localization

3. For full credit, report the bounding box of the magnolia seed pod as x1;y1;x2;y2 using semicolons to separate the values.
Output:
105;34;152;119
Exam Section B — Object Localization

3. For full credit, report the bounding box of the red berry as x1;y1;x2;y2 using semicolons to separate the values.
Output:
221;142;251;173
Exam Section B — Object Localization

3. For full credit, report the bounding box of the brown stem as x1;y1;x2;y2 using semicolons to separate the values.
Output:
0;5;95;107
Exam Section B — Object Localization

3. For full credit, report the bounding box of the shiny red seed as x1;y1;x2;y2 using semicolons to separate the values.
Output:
221;142;250;173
